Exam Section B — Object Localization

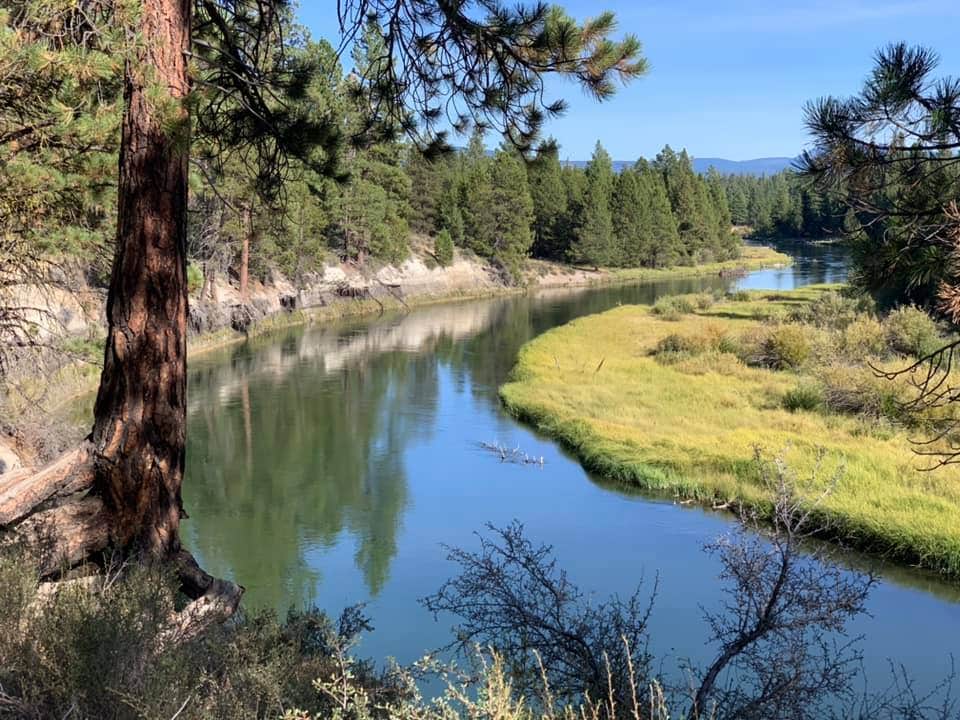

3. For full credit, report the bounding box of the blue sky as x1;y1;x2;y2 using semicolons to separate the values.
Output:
297;0;960;161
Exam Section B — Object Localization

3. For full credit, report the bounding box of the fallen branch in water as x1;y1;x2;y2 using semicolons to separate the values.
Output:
478;441;545;466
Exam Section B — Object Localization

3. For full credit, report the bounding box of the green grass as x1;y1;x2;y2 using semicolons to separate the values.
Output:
500;286;960;579
607;244;791;283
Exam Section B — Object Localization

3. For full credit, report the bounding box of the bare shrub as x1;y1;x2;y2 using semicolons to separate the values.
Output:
685;450;875;720
421;521;656;711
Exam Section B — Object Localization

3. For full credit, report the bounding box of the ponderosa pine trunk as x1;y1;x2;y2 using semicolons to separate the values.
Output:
90;0;192;557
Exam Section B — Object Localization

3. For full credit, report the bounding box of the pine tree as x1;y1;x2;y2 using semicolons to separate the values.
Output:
461;130;496;257
656;147;693;258
641;170;683;267
435;228;454;266
705;168;738;259
437;182;466;247
489;148;534;280
557;164;587;261
611;169;645;266
405;150;447;234
573;141;615;268
527;140;568;260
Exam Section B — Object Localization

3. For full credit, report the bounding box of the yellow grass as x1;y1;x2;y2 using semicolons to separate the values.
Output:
500;286;960;578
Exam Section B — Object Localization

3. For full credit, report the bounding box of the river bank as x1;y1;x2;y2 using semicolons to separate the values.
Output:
178;245;960;690
186;243;790;356
1;244;788;469
499;286;960;579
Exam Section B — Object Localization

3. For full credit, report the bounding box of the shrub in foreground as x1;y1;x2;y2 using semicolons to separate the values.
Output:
783;381;824;412
839;316;887;361
655;332;708;355
0;556;403;720
651;294;695;320
885;305;942;359
819;364;911;423
739;323;813;370
789;290;875;330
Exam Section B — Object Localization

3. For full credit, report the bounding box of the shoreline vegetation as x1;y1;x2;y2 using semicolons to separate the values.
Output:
186;243;790;358
2;244;789;464
499;285;960;579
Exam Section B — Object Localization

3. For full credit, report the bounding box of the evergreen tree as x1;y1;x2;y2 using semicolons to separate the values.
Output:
573;141;615;268
656;146;702;261
437;182;466;247
705;168;738;259
557;164;587;261
641;169;683;267
405;150;447;235
527;140;568;260
489;148;535;280
434;228;454;267
611;169;645;266
461;130;496;256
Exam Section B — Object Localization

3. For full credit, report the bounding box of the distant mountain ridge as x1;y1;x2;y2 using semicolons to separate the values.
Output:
561;156;797;176
691;157;797;175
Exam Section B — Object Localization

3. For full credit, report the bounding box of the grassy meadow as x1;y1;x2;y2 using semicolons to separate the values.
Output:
500;286;960;578
606;242;790;283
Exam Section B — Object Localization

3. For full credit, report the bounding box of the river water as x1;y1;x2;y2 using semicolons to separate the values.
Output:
183;240;959;690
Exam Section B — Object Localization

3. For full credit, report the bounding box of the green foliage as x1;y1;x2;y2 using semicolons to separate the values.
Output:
741;323;813;370
801;44;960;310
436;182;465;247
0;555;399;720
718;170;845;240
460;130;497;257
434;228;454;267
839;317;887;361
0;4;123;259
884;305;942;359
652;147;739;264
783;381;824;412
651;294;696;320
488;148;535;281
187;263;204;294
572;142;615;267
527;140;568;260
789;290;876;330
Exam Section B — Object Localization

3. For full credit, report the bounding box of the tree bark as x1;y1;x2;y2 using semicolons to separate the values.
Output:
89;0;192;557
1;0;242;625
240;202;252;303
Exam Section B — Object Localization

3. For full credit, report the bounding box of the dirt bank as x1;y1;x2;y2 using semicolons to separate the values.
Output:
0;244;789;469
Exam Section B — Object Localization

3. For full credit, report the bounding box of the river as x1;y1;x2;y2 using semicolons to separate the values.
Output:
182;240;959;692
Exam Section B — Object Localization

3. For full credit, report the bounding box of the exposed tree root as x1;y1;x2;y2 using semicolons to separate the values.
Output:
0;440;94;525
10;496;111;575
163;550;244;645
2;445;244;638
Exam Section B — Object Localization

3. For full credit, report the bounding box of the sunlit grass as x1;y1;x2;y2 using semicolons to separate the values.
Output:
500;286;960;578
608;243;790;283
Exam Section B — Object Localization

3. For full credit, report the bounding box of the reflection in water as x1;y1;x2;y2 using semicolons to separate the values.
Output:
738;239;849;290
184;275;735;607
182;239;960;690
